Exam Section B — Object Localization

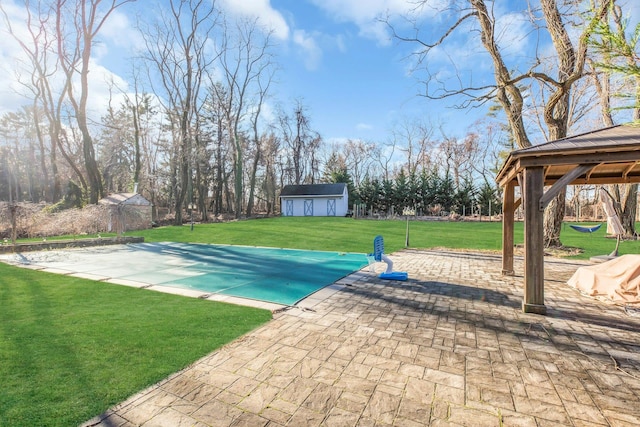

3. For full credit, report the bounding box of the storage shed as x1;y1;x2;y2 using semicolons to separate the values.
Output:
99;192;153;232
280;183;349;217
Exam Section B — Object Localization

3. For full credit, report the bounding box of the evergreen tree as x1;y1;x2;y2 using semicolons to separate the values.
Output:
418;169;438;214
394;169;410;211
357;176;376;212
380;178;394;214
370;178;383;212
476;180;501;216
455;177;476;215
325;166;358;205
436;171;456;212
408;172;420;211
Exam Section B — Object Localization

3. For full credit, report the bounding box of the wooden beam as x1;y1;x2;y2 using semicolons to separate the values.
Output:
585;163;603;180
543;176;640;185
518;151;640;168
497;159;524;187
502;181;515;276
539;164;596;211
514;197;522;210
523;166;546;315
622;161;639;179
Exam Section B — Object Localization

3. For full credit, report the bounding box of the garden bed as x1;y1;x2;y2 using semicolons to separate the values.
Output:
0;236;144;254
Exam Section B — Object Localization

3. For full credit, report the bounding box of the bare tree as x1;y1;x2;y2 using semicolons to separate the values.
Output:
2;2;65;202
54;0;134;203
468;118;511;186
340;139;376;187
211;17;275;218
141;0;220;224
589;2;639;238
389;0;613;247
276;101;323;185
245;77;274;217
370;137;398;182
260;133;280;214
437;131;480;190
204;83;233;216
391;118;436;177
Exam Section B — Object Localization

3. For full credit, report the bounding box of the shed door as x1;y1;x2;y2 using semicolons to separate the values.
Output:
327;199;336;216
285;200;293;216
304;199;314;216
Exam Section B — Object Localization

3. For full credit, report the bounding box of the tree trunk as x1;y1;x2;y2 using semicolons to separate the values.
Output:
246;140;261;217
196;160;208;222
132;103;141;185
32;106;49;202
9;204;18;244
538;0;610;247
617;184;638;239
233;130;243;218
173;140;189;225
543;190;565;247
471;0;531;149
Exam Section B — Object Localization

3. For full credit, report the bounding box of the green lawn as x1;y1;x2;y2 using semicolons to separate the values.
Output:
0;264;271;426
3;216;639;426
130;216;640;260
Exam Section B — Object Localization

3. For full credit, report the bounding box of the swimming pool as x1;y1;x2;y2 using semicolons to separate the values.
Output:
3;242;369;306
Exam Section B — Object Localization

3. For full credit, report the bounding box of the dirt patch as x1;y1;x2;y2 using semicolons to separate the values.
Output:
513;244;584;258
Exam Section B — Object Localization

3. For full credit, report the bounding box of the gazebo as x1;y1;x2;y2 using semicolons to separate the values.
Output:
496;123;640;314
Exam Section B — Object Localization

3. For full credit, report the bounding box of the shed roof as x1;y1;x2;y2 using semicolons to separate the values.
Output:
280;183;347;197
99;193;151;206
496;123;640;187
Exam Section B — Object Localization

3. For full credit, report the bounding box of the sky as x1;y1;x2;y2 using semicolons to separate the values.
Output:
0;0;485;145
1;0;639;146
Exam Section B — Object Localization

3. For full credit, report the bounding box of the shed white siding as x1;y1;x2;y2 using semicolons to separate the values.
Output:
280;184;349;217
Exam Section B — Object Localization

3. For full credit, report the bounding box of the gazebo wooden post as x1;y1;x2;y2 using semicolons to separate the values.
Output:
495;125;640;314
523;166;546;314
502;181;515;275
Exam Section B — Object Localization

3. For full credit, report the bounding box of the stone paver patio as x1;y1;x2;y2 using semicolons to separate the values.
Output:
84;249;640;426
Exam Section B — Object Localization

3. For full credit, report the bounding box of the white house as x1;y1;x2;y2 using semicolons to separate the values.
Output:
280;183;349;217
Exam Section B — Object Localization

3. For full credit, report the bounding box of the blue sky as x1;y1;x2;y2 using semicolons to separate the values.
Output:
245;0;480;143
0;0;484;145
266;1;423;141
2;0;638;146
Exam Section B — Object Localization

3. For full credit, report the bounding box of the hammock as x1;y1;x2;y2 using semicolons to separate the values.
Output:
569;223;602;233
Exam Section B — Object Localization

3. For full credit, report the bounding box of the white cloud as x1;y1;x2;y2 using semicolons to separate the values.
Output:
335;34;347;53
356;122;373;131
218;0;290;40
81;60;130;119
487;9;551;78
494;11;532;59
0;0;35;114
0;0;136;124
99;9;145;54
293;29;323;70
308;0;446;46
325;136;349;146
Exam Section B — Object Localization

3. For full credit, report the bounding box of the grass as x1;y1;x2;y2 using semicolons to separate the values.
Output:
3;216;639;425
131;217;509;253
130;216;640;260
0;264;271;426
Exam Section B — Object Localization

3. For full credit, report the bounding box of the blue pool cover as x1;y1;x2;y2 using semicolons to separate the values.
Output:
15;242;369;306
145;243;368;305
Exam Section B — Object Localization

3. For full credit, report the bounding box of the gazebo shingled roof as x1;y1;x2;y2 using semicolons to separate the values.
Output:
496;123;640;315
